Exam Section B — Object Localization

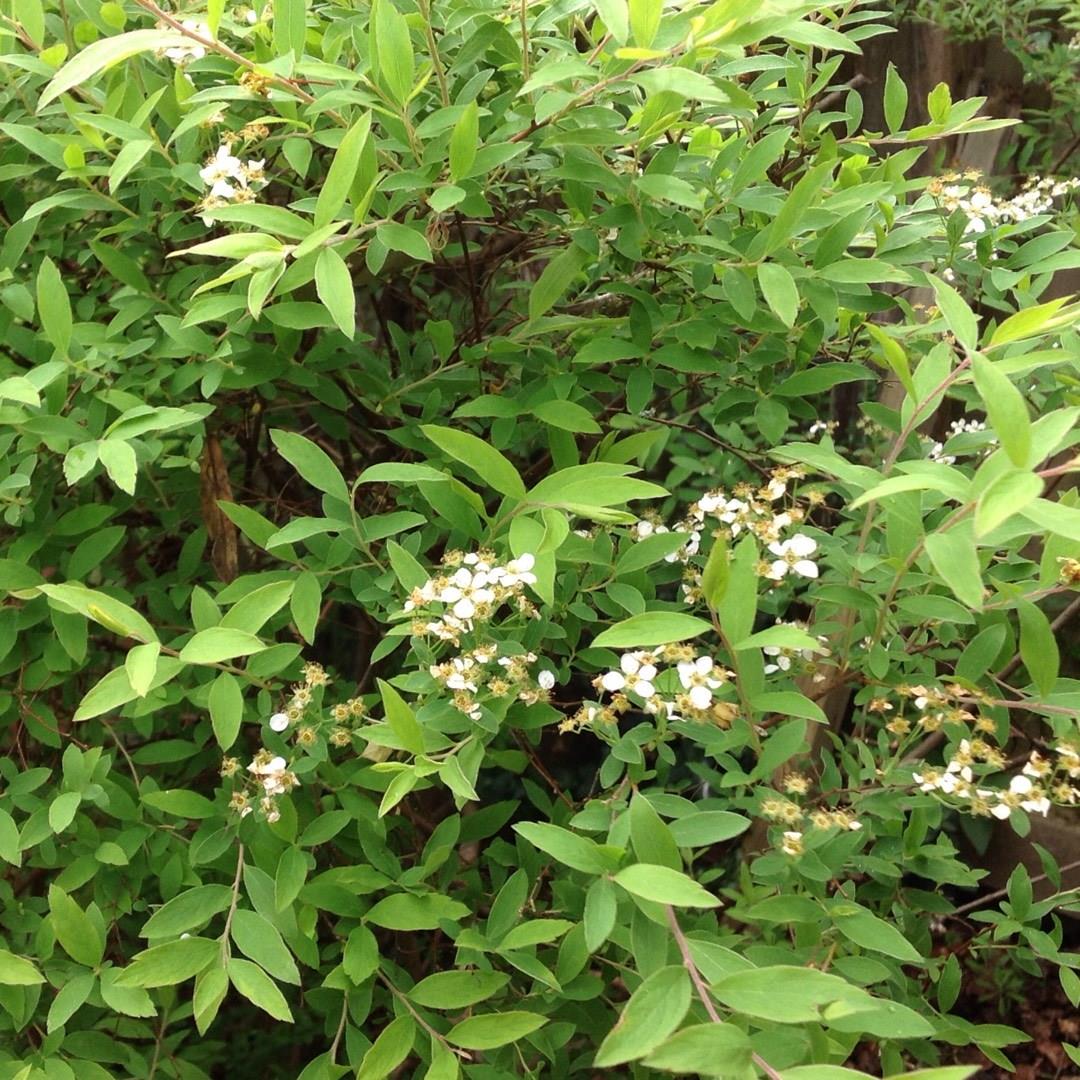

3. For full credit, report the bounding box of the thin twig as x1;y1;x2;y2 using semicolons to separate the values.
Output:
950;857;1080;917
665;906;783;1080
219;843;245;964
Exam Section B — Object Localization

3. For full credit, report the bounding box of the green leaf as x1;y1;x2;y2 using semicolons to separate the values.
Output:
221;580;294;634
39;582;157;644
668;812;751;847
272;0;306;60
125;641;160;698
628;0;662;47
364;893;470;931
193;966;228;1035
408;971;510;1009
971;354;1031;467
227;957;293;1022
642;1023;753;1076
1017;599;1059;697
38;29;188;109
178;627;267;665
315;246;356;339
50;884;105;968
275;847;308;913
209;672;243;750
48;791;80;834
270;429;351;505
314;113;371;227
974;470;1042;537
99;968;156;1018
357;1015;415;1079
629;793;681;871
36;256;72;358
47;971;95;1032
449;100;479;183
231;909;301;984
584;877;618;952
700;534;729;611
930;277;979;352
0;950;44;986
445;1011;548;1051
592;612;713;648
141;789;218;819
595;966;691;1066
528;245;588;321
513;821;614;874
829;902;923;963
343;925;380;984
421;424;525;499
883;62;908;133
711;965;869;1023
924;523;983;610
758;262;799;327
613;865;720;907
142;885;234;939
290;571;322;644
373;0;415;105
377;222;433;262
378;678;425;755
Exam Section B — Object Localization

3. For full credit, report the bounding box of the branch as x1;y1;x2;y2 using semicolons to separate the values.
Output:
665;906;783;1080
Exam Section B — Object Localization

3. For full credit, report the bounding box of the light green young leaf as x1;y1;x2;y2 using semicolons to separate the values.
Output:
592;612;713;648
270;429;351;504
314;246;356;339
373;0;414;105
314;113;371;227
421;424;525;499
449;100;479;183
36;256;72;358
227;957;293;1022
595;966;691;1066
38;29;189;109
971;354;1031;467
613;865;720;907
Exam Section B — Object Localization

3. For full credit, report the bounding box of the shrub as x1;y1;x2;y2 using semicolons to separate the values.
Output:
1;1;1079;1077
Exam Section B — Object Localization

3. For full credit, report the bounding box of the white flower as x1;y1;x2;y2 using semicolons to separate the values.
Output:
438;567;495;620
763;646;792;675
766;534;818;580
499;553;537;587
538;670;556;690
600;670;626;692
199;144;244;188
163;20;209;64
688;685;713;710
268;712;289;732
765;477;786;501
781;831;803;856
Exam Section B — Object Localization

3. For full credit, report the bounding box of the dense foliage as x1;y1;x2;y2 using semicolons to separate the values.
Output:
1;0;1079;1077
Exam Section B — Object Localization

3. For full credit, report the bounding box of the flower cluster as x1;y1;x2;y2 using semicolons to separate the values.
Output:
763;624;831;683
763;774;863;857
928;170;1080;233
589;646;738;727
912;741;1080;820
221;662;369;822
927;417;995;465
403;550;539;643
867;682;1000;739
197;142;268;224
159;19;209;66
429;646;556;721
223;750;299;823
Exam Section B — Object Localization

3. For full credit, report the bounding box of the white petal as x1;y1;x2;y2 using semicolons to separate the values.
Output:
635;680;655;699
688;685;712;710
768;560;788;580
452;597;476;620
538;670;556;690
788;533;817;557
767;541;785;557
269;712;289;732
601;671;625;692
439;586;463;604
621;653;641;675
793;560;818;579
991;803;1012;819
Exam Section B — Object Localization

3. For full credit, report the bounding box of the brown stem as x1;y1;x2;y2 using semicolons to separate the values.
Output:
665;906;783;1080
